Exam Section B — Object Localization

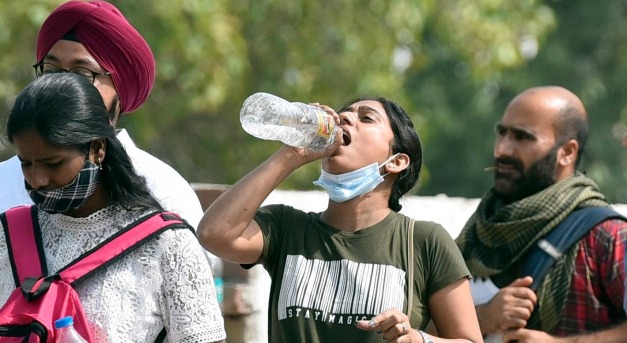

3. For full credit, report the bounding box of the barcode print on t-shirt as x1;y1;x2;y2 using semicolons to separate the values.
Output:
277;254;406;320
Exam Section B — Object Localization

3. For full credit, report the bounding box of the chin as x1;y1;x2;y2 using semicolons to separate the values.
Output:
494;181;518;196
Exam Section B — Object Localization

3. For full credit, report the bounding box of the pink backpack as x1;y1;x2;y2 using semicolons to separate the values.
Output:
0;206;190;343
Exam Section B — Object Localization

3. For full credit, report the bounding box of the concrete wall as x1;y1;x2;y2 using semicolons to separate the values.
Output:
192;183;627;343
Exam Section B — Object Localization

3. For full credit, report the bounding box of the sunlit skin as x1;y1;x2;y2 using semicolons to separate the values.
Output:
43;40;120;124
318;100;406;234
13;129;108;218
322;100;396;175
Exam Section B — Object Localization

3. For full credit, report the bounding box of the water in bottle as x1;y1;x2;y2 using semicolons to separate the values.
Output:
240;92;338;150
54;316;88;343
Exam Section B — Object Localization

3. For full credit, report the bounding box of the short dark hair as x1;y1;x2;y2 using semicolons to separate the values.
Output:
5;73;161;211
338;97;422;212
554;104;588;167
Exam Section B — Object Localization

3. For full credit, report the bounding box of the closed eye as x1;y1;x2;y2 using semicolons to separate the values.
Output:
360;115;374;122
45;161;63;168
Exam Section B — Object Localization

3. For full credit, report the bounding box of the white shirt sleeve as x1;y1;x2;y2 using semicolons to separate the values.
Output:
115;129;203;229
0;156;33;213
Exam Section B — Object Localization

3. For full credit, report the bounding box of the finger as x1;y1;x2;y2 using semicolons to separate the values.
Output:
316;104;338;115
502;295;536;313
501;306;535;327
378;310;407;331
355;319;378;331
508;276;533;288
362;308;398;329
509;288;538;306
501;316;528;331
361;308;407;334
381;323;408;341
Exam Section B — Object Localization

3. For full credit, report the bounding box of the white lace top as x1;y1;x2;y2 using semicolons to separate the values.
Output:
0;205;226;343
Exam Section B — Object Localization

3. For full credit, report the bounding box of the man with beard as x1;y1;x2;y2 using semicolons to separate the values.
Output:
456;86;627;342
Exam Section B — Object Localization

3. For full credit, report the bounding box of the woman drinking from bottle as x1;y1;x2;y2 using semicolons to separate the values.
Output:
198;96;482;342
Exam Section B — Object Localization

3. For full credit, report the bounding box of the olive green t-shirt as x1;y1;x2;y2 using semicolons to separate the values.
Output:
252;204;469;343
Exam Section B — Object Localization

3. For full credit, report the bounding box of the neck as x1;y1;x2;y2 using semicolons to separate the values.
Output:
321;191;391;232
64;184;110;218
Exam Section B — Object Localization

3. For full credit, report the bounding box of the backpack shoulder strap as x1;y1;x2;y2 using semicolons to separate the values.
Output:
58;211;192;285
524;206;627;290
1;205;48;287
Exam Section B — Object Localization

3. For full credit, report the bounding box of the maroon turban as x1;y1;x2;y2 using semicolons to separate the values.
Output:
36;1;155;113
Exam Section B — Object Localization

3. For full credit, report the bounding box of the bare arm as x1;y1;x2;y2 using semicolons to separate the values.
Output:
197;119;342;264
197;146;309;264
355;279;483;342
428;278;484;342
503;321;627;343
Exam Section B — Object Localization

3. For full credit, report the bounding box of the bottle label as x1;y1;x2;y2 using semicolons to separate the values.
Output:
316;112;335;139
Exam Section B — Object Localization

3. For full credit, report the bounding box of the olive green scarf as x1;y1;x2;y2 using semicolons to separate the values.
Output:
456;173;608;332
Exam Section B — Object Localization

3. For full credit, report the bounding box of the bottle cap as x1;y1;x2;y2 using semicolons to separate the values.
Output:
54;316;74;329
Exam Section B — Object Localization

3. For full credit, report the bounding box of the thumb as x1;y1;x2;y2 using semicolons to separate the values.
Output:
355;320;377;331
508;275;533;288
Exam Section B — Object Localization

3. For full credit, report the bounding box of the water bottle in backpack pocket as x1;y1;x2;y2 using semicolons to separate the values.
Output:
54;317;87;343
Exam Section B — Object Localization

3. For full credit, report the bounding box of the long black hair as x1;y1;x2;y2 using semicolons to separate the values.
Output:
5;73;161;211
338;97;423;212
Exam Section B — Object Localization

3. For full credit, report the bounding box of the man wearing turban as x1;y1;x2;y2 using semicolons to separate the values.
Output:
0;1;205;244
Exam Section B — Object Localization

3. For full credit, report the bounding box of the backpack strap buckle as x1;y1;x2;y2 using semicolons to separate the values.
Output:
21;274;60;302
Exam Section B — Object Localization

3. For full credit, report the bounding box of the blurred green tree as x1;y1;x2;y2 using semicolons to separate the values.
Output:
1;0;624;202
414;0;627;203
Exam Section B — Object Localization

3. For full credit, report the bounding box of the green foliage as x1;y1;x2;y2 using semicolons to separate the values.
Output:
415;0;627;203
0;1;61;119
0;0;624;202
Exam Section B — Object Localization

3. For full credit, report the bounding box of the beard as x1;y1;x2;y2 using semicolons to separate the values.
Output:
494;145;559;202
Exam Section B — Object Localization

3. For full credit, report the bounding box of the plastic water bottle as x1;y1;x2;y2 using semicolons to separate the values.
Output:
54;316;88;343
240;92;338;150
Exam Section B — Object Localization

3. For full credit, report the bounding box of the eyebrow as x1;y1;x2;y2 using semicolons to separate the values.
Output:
495;123;537;138
339;104;384;118
17;154;63;163
43;53;101;69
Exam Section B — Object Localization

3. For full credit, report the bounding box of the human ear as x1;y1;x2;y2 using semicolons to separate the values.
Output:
89;139;107;165
384;153;410;174
557;139;579;167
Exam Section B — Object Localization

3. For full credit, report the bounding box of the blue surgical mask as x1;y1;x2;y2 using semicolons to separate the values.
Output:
26;159;100;213
313;154;400;202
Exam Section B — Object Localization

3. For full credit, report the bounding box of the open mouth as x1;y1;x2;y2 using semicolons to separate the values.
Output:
342;130;351;146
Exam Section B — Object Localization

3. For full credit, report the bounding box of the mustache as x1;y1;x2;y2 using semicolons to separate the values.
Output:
484;157;524;172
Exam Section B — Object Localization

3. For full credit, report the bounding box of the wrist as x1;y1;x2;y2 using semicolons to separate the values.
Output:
475;304;495;334
417;329;435;343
